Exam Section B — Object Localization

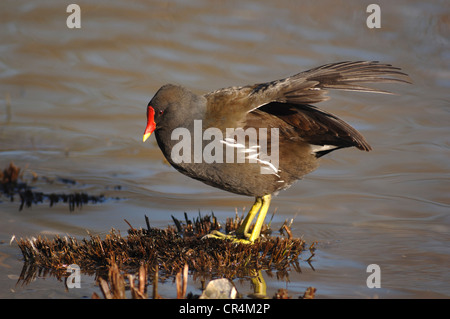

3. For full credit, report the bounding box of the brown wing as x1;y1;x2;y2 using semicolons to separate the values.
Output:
257;102;372;156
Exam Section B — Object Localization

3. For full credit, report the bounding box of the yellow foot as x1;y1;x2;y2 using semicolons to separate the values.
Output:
202;230;253;244
202;194;272;244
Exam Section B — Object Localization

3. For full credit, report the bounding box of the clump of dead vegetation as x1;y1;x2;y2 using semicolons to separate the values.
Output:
17;215;306;280
16;214;316;298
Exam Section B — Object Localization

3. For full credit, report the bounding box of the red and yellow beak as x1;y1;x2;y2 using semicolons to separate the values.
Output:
143;106;156;142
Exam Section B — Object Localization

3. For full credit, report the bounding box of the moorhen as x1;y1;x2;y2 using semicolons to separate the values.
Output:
143;61;409;242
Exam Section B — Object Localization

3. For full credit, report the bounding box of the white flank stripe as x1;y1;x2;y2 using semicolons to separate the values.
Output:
310;144;338;154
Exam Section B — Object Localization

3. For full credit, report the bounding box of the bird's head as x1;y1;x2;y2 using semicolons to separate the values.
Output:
143;84;206;142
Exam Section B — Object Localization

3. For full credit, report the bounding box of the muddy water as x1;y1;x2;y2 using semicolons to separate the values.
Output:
0;0;449;298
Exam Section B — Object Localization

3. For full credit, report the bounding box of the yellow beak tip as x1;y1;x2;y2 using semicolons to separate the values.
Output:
143;133;151;142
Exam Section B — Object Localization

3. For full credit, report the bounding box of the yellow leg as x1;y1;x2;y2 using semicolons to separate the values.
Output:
236;197;262;238
248;195;271;242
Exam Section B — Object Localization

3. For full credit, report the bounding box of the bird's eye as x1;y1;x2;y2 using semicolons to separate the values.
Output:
159;110;164;116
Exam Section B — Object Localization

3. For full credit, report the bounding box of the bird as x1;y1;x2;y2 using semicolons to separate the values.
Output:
142;61;410;243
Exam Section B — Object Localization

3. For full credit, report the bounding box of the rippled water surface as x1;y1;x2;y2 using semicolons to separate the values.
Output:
1;0;449;298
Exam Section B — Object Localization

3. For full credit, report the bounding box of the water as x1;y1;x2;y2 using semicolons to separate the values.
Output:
1;0;449;298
